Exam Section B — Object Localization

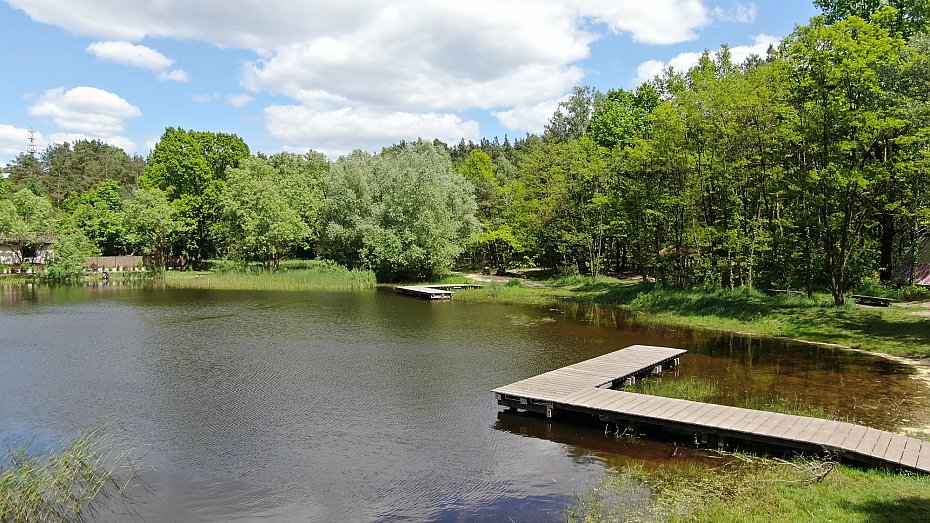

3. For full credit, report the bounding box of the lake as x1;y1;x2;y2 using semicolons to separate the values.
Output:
1;284;925;521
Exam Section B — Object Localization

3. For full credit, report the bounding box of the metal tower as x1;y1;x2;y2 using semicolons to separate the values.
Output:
26;128;37;157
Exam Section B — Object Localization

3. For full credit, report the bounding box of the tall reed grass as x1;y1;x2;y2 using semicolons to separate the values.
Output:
0;429;137;522
162;259;376;291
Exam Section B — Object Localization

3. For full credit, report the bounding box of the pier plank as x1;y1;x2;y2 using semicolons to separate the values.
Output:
493;345;929;474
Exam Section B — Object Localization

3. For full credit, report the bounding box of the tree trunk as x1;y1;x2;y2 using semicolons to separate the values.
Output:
879;212;895;283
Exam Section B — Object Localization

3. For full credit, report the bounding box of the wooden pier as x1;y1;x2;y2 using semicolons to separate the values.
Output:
493;345;930;473
394;283;482;300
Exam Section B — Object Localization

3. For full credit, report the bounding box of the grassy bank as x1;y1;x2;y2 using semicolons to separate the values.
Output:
568;455;930;522
449;274;930;357
161;259;376;291
0;429;136;522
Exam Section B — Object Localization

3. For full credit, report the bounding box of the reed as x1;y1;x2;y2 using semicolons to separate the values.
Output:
161;259;376;291
569;454;930;522
626;376;718;403
0;429;138;522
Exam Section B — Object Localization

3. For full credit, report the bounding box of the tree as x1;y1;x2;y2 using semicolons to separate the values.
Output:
587;84;660;149
45;231;96;280
41;140;143;207
0;189;56;264
784;15;915;303
218;157;313;268
320;141;479;281
62;180;129;255
545;86;604;141
816;1;930;36
122;188;182;269
142;128;250;266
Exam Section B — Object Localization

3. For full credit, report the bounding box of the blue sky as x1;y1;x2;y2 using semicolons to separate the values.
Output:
0;0;819;163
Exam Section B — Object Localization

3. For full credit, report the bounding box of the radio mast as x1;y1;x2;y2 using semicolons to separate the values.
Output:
27;128;37;157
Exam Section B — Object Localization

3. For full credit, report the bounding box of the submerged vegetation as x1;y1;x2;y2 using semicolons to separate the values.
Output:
626;376;832;420
568;456;930;522
0;429;137;522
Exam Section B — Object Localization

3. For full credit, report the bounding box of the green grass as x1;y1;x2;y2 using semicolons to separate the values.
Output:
626;376;832;420
161;259;376;291
568;455;930;522
0;429;137;522
448;273;930;357
626;377;719;403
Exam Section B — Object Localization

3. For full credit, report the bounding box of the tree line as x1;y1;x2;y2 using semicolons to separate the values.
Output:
2;1;929;302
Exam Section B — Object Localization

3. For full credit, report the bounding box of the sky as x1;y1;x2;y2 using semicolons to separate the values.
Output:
0;0;819;163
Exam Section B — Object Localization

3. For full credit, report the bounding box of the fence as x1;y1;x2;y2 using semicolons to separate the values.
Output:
86;256;149;271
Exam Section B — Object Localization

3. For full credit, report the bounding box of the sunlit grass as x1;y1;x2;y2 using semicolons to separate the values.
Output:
447;274;930;357
0;429;138;522
626;377;718;403
568;454;930;522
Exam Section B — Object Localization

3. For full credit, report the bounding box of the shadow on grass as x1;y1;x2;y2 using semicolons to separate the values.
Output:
843;495;930;523
565;280;930;354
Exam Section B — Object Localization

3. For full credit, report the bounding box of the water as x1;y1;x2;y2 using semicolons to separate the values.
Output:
0;284;925;521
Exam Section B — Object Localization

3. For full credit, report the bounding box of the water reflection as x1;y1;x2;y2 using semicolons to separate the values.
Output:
0;285;926;521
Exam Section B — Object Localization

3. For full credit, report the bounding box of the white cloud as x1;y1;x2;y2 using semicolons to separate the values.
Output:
11;1;719;113
264;105;479;158
86;41;188;82
492;98;565;133
632;33;781;85
86;41;172;70
8;0;745;150
192;93;221;103
158;68;188;82
575;0;711;45
225;94;254;108
29;87;141;136
192;93;254;108
713;3;757;23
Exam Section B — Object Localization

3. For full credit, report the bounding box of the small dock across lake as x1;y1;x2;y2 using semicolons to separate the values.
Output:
394;283;482;300
494;345;930;473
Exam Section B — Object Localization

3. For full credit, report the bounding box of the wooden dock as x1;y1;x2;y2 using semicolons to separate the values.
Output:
394;283;482;299
493;345;930;473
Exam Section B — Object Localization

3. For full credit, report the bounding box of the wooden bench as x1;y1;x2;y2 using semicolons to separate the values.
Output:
765;289;805;297
852;295;894;307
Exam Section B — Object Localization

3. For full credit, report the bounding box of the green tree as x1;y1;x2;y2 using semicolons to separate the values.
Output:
218;157;313;268
62;180;129;255
816;1;930;36
0;189;56;264
784;15;916;303
587;84;660;149
45;231;96;280
122;188;182;269
545;86;604;141
320;141;479;281
142;127;250;266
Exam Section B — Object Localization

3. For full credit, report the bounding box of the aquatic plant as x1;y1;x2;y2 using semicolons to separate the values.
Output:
0;429;138;522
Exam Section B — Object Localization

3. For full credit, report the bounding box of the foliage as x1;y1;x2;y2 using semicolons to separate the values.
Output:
569;457;930;522
320;140;479;281
161;259;376;291
217;156;315;268
122;188;182;269
142;127;250;266
60;180;128;255
44;232;96;280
